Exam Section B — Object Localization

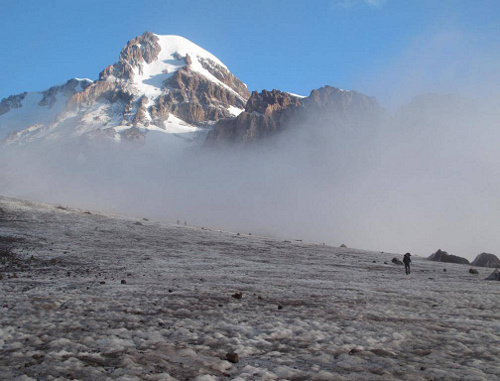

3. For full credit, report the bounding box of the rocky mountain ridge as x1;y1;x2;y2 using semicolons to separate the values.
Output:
1;31;383;150
0;32;250;147
206;86;381;144
427;249;470;265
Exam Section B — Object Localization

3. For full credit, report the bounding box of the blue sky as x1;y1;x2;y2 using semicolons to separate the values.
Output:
1;0;499;105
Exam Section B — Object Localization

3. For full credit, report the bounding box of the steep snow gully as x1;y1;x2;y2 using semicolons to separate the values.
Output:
0;197;499;380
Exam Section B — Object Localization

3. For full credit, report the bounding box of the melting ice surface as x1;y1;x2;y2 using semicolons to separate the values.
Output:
0;196;499;380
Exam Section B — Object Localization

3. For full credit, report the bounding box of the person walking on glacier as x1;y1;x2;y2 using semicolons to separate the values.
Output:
403;253;412;275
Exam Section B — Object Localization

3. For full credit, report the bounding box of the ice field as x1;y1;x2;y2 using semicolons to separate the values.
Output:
1;196;499;380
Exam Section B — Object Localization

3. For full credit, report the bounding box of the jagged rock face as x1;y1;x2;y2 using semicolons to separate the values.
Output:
67;81;133;110
133;96;150;127
122;127;146;145
306;86;379;117
206;89;302;143
245;89;301;115
149;67;248;125
39;79;93;108
471;253;500;268
428;249;470;265
0;93;27;116
99;31;162;81
199;58;249;100
206;86;381;145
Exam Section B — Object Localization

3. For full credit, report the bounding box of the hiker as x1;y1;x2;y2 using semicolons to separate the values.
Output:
403;253;412;275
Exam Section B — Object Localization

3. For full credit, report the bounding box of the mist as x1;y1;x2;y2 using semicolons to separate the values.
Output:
1;86;500;262
2;26;500;261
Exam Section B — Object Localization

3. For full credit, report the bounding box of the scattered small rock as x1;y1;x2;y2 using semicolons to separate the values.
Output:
121;280;127;284
100;281;106;285
420;367;426;371
232;292;243;299
142;218;149;221
443;268;447;272
349;348;363;355
168;289;173;293
340;244;347;248
278;305;283;310
257;295;263;300
469;268;479;274
485;269;500;281
391;258;404;265
134;221;143;226
225;352;239;363
370;349;396;357
83;211;91;215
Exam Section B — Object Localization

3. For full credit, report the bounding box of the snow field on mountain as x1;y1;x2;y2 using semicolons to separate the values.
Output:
0;92;66;140
0;196;499;380
131;35;246;103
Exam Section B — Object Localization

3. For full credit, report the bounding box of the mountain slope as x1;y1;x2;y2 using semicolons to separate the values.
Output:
206;86;382;144
1;32;250;147
0;78;92;141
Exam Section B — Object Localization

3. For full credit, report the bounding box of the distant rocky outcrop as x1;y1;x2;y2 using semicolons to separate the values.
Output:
485;269;500;281
206;89;302;143
99;31;162;81
38;79;93;108
471;253;500;268
205;85;381;145
427;249;469;265
0;93;27;116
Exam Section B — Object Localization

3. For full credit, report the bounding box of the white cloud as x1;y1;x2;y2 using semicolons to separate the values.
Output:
333;0;387;8
364;0;387;7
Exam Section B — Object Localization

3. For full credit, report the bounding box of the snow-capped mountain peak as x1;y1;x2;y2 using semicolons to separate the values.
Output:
1;32;250;147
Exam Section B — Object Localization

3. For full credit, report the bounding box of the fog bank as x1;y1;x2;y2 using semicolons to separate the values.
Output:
1;91;499;261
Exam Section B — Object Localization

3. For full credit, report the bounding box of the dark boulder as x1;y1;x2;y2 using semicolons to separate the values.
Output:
428;249;469;265
225;352;239;363
471;253;500;268
469;268;479;274
485;269;500;281
391;258;403;265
